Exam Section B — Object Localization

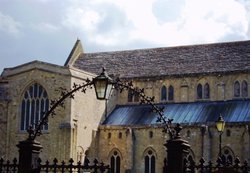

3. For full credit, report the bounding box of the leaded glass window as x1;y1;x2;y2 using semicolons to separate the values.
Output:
234;81;240;97
161;86;167;101
204;83;210;99
242;80;248;97
221;147;234;165
144;150;155;173
110;151;121;173
134;87;140;102
20;83;49;131
127;89;133;102
197;84;202;99
168;85;174;101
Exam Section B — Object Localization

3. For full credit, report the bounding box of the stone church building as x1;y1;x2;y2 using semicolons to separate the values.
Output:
0;40;249;173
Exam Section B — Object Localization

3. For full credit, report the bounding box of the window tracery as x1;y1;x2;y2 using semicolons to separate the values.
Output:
20;83;49;131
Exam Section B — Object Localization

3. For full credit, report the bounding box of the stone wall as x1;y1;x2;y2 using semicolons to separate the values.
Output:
91;124;249;173
1;62;73;161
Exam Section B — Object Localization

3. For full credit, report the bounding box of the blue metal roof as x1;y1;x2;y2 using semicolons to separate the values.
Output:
102;100;250;126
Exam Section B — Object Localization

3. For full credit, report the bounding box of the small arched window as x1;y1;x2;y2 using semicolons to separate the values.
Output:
242;80;248;97
186;130;191;138
204;83;210;99
128;89;133;102
110;151;121;173
234;81;240;97
161;86;167;101
118;132;122;139
144;150;155;173
108;132;112;139
168;85;174;101
197;84;202;99
149;131;153;138
134;87;140;102
21;83;49;131
226;129;231;137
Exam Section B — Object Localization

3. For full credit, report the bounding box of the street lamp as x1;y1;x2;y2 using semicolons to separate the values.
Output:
216;115;225;158
93;68;113;100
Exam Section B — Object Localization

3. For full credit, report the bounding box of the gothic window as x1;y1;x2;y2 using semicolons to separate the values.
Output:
186;130;191;138
118;132;122;139
128;89;133;102
226;129;231;137
221;147;234;165
110;151;121;173
144;150;155;173
134;88;140;102
127;88;140;102
161;86;167;101
234;81;240;97
108;132;112;139
242;80;248;97
149;131;153;138
204;83;210;99
168;85;174;101
20;83;49;131
197;84;202;99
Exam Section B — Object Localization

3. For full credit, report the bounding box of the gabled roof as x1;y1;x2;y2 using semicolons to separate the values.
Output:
102;100;250;126
73;40;250;78
1;60;69;77
64;39;84;67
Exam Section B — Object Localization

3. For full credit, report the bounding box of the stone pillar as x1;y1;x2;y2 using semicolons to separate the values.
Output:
165;125;190;173
17;139;43;173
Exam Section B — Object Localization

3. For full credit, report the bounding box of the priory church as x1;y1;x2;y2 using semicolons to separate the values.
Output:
0;39;249;173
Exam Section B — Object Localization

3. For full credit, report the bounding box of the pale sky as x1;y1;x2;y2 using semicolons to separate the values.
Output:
1;0;250;73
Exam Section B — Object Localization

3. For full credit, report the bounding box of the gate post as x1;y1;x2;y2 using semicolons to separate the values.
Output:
17;139;43;173
165;124;190;173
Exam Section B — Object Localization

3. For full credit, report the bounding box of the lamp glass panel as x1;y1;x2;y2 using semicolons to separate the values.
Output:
105;83;113;99
216;121;225;132
95;79;107;99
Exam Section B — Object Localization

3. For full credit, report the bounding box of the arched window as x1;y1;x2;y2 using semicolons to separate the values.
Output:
168;85;174;101
186;149;195;162
204;83;210;99
128;89;133;102
134;87;140;102
110;151;121;173
226;129;231;137
20;83;49;131
197;84;202;99
234;81;240;97
144;150;155;173
186;130;191;138
221;147;234;165
242;80;248;97
161;86;167;101
118;132;122;139
127;88;140;102
149;131;153;138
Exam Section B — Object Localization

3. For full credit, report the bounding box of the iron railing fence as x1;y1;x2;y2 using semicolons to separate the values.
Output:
36;158;110;173
184;157;250;173
0;158;109;173
0;158;18;173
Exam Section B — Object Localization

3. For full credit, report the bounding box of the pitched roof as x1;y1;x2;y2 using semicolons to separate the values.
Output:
102;100;250;126
73;40;250;78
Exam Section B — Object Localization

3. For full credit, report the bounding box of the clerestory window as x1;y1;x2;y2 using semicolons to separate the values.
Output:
161;86;167;101
234;81;240;97
20;83;49;131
